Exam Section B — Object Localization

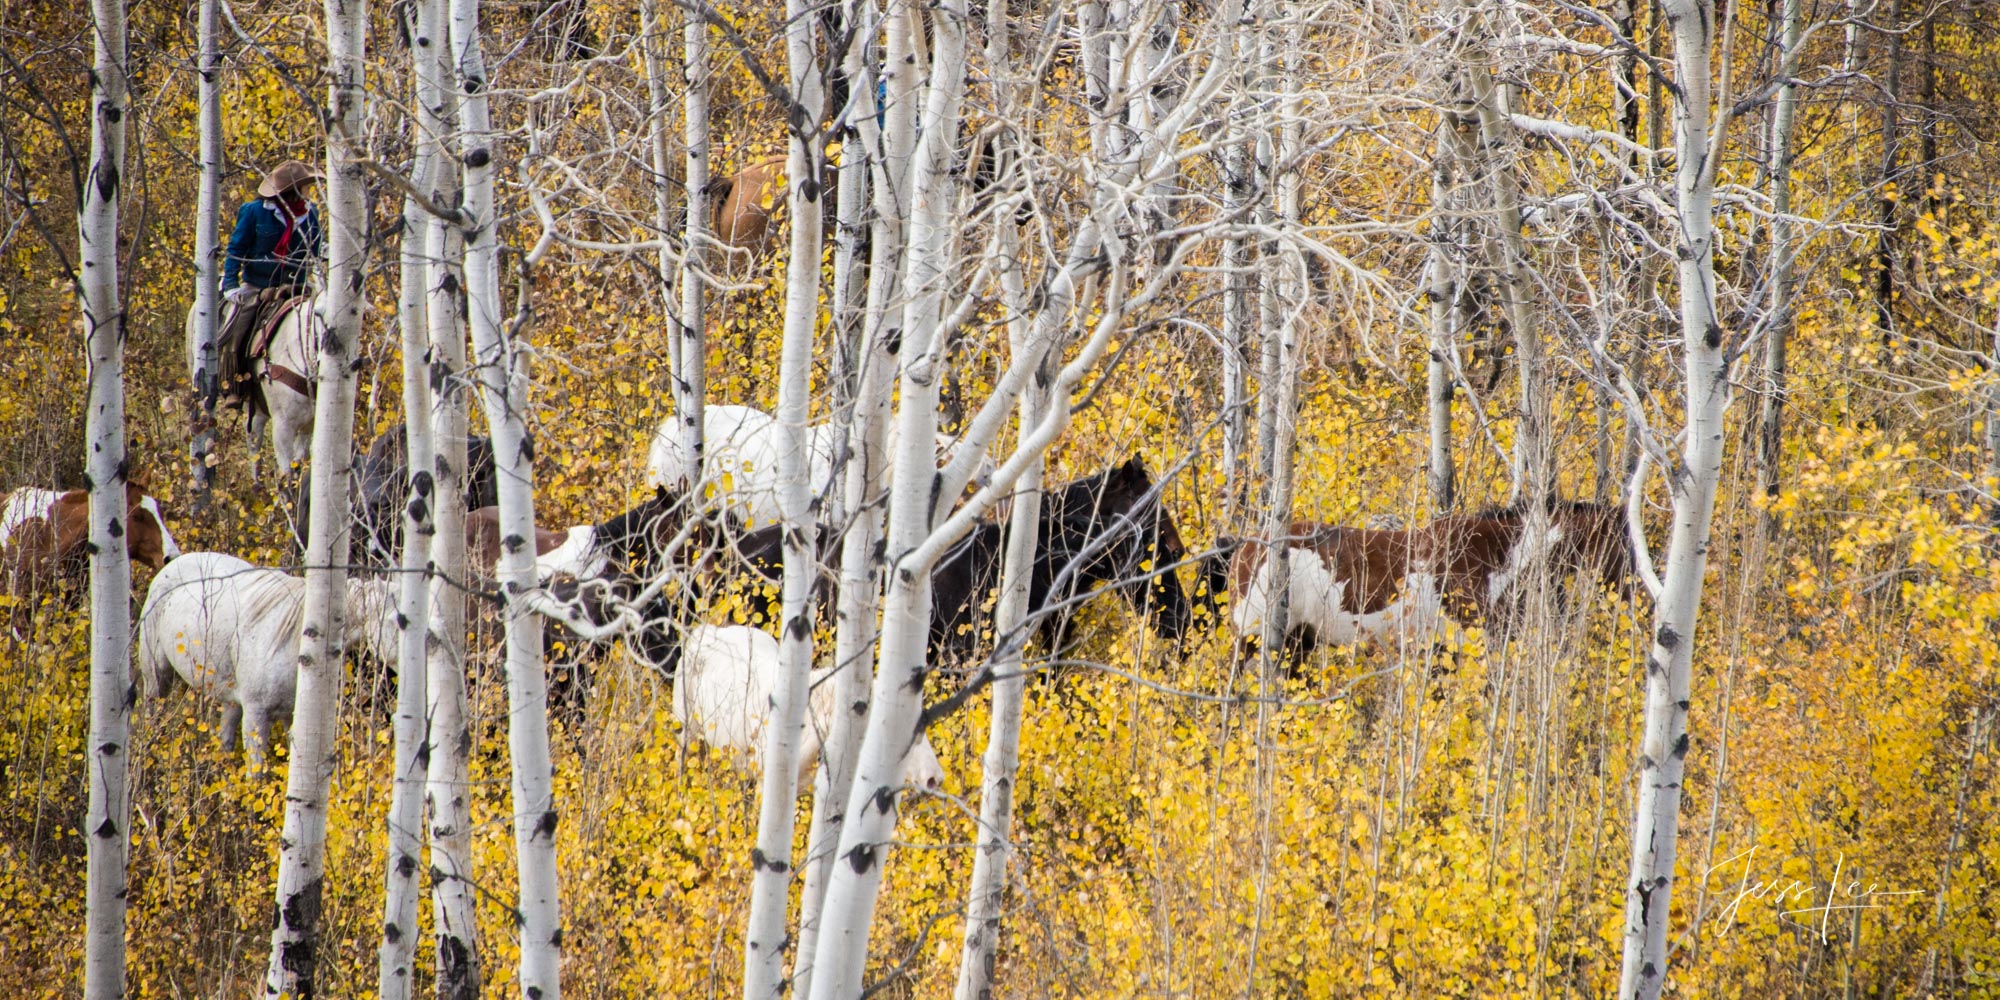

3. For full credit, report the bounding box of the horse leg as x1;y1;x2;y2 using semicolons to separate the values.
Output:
244;707;273;773
220;702;243;753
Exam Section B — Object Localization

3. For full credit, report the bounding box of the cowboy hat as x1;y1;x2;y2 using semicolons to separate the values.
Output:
257;159;323;198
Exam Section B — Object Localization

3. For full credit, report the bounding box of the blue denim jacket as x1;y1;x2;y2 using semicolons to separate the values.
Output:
222;199;323;291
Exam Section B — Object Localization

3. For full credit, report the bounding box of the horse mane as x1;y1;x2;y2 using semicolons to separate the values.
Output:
238;565;311;639
592;486;690;573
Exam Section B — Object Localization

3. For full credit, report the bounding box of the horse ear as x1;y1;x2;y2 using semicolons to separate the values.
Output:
654;484;671;505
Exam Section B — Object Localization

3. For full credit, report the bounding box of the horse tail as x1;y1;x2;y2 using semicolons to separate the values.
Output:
136;611;178;700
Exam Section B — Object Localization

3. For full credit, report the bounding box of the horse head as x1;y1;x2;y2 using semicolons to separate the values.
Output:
1045;453;1195;641
1551;500;1639;598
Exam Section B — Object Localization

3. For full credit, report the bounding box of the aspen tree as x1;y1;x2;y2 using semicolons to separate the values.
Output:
951;126;1042;1000
1423;107;1468;514
1754;0;1801;544
189;0;223;503
265;0;368;991
452;0;561;990
740;0;824;987
794;6;905;988
377;0;450;991
79;0;132;994
641;0;705;489
1618;0;1731;993
1455;1;1546;500
411;0;481;987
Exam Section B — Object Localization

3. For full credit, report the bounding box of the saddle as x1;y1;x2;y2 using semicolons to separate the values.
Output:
218;289;314;419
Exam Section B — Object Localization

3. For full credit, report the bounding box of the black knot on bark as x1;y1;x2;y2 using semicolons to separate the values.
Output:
846;842;878;875
95;816;119;839
1672;732;1690;758
535;810;559;839
1655;625;1680;651
466;148;491;169
108;517;124;538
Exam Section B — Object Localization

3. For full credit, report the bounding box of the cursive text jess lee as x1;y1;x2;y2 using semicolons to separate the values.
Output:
1705;847;1924;942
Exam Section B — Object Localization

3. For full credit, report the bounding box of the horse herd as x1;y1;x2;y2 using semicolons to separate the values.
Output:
1;400;1639;783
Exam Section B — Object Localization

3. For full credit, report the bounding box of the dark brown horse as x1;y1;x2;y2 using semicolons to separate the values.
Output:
719;455;1196;663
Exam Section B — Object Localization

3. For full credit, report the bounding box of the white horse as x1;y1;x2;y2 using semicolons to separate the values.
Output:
671;624;945;796
646;404;997;527
139;551;396;768
184;291;323;470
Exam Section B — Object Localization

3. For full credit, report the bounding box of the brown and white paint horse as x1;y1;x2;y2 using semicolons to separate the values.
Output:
1217;500;1633;654
1;484;180;597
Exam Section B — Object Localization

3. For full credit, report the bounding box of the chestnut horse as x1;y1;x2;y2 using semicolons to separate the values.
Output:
1;484;180;599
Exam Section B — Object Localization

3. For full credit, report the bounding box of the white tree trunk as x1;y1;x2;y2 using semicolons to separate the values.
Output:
951;192;1042;1000
1617;1;1725;995
804;2;1241;987
1216;15;1255;513
644;0;706;488
265;0;367;991
79;1;131;994
426;214;482;1000
415;0;480;986
1424;110;1469;514
189;0;223;503
452;0;562;992
1457;6;1545;501
741;0;825;990
793;7;901;987
377;2;446;992
1754;0;1801;543
804;7;972;993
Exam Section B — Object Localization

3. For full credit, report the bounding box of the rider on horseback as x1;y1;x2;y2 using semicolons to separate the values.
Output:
216;159;322;407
